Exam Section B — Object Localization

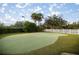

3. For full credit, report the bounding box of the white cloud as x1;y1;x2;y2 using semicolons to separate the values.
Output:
8;10;17;15
59;3;66;6
5;14;12;19
49;4;56;12
40;11;44;14
33;6;42;12
40;19;45;24
25;13;30;17
49;3;65;12
3;16;17;25
3;20;15;26
16;3;29;8
0;18;3;23
9;10;12;13
64;9;73;14
10;18;16;22
49;6;52;12
52;3;57;7
64;11;69;14
19;13;24;16
49;4;61;16
56;5;63;9
2;3;8;7
51;11;61;15
49;4;57;12
27;9;34;13
77;9;79;11
48;11;61;16
26;19;34;22
0;7;5;13
69;9;73;12
75;3;79;5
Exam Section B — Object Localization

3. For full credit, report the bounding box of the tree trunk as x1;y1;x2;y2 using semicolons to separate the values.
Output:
35;20;37;25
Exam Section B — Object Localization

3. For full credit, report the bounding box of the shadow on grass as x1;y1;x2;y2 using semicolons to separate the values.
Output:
26;35;79;55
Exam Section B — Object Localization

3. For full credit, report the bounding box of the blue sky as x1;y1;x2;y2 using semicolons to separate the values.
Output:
0;3;79;25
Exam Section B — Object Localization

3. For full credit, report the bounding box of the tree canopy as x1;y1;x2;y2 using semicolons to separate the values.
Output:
44;15;67;29
31;13;43;26
0;13;79;34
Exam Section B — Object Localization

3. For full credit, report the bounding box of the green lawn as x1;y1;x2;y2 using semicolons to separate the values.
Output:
0;32;79;55
28;34;79;55
0;32;65;54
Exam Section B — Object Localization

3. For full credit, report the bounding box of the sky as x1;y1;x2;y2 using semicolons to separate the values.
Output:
0;3;79;25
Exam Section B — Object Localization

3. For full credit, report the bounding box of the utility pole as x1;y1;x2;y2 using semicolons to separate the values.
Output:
22;16;25;21
22;16;25;28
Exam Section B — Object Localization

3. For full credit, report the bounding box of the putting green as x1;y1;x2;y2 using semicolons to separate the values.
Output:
0;33;65;54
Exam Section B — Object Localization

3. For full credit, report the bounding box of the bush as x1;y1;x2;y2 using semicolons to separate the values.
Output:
24;21;38;32
0;21;44;34
37;25;45;32
0;27;24;34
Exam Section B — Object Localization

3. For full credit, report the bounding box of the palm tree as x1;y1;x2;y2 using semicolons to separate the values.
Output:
31;13;43;26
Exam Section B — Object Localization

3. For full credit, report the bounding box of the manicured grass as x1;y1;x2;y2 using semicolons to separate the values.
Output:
0;33;79;55
0;33;24;39
27;34;79;55
0;34;11;39
0;32;65;54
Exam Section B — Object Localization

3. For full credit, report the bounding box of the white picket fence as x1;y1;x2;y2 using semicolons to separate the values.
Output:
44;29;79;34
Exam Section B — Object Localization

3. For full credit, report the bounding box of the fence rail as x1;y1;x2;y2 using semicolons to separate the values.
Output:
44;29;79;34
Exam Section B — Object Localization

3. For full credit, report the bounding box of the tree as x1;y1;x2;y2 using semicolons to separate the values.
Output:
23;21;38;32
44;14;67;29
31;13;43;26
0;23;5;34
67;22;79;29
9;21;25;33
13;21;24;28
0;23;4;28
44;17;53;29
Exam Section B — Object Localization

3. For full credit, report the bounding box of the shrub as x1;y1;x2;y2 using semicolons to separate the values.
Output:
24;21;38;32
